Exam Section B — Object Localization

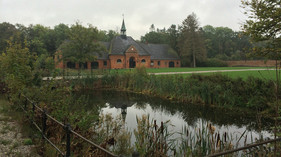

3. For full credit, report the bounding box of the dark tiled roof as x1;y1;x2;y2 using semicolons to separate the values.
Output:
93;36;180;60
110;36;150;56
91;42;110;59
140;43;180;60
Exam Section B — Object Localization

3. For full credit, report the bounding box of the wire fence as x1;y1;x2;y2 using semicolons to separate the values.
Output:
19;93;118;157
17;93;280;157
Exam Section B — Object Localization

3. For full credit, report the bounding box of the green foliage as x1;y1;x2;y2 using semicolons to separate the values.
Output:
76;68;276;111
34;54;55;76
198;58;227;67
59;22;105;64
178;12;206;67
23;138;33;145
0;40;34;94
241;0;281;60
0;22;19;52
92;113;133;155
134;115;174;157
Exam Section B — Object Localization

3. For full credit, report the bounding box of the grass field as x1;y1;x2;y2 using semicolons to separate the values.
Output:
57;67;278;80
175;70;277;80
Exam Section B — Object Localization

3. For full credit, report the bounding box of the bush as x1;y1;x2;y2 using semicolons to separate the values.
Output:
199;58;227;67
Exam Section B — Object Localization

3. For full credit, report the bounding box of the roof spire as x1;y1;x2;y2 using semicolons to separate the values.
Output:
121;14;126;37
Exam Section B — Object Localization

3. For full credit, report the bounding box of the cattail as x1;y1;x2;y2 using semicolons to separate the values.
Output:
161;121;164;135
217;133;220;148
154;120;157;131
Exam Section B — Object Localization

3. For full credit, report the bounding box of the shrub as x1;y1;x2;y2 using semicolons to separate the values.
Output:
199;58;227;67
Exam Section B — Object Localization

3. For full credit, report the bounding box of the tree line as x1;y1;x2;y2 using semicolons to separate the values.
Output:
141;13;254;67
0;8;277;68
0;22;118;57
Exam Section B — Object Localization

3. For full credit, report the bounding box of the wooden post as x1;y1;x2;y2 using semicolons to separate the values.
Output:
42;109;47;139
65;124;71;157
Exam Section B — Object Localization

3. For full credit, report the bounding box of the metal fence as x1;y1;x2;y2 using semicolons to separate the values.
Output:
19;93;118;157
17;93;280;157
207;137;281;157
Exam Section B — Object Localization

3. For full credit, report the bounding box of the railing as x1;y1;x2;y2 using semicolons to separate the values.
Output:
17;93;280;157
207;137;281;157
19;93;118;157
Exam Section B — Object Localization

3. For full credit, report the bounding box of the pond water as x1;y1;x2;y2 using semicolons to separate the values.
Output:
75;90;273;148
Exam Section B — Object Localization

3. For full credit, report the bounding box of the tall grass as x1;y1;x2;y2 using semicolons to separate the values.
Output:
74;67;276;112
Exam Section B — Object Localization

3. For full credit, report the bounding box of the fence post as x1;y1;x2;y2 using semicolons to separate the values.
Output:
65;123;71;157
42;109;47;139
24;98;27;110
31;102;35;122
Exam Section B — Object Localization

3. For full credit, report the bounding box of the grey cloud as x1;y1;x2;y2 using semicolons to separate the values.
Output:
0;0;246;39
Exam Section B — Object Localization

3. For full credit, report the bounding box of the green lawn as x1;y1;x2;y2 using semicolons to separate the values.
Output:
172;69;277;80
56;67;278;80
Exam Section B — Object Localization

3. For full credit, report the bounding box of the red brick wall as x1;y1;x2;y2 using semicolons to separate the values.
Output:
54;48;181;69
109;55;126;69
226;60;279;67
137;56;151;68
151;60;181;68
54;51;64;69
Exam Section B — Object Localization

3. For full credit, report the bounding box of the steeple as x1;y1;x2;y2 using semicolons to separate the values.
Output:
120;15;126;38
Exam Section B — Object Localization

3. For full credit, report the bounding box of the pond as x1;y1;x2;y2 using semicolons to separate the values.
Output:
75;90;273;149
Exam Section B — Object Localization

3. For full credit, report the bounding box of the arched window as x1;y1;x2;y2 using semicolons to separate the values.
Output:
141;59;146;63
117;59;122;63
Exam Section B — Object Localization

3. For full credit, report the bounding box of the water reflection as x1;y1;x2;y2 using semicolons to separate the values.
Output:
74;90;273;145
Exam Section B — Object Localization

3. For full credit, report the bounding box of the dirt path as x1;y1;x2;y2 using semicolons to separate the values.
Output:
0;103;39;157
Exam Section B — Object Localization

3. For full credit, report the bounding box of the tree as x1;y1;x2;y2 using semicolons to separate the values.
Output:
54;23;70;49
59;22;105;74
0;39;34;94
241;0;281;155
167;24;180;55
0;22;18;52
241;0;281;59
178;13;206;67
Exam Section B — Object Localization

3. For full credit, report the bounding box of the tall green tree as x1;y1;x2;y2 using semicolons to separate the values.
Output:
59;22;105;72
241;0;281;155
0;39;34;93
140;30;169;44
241;0;281;59
0;22;18;52
178;13;206;67
167;24;179;55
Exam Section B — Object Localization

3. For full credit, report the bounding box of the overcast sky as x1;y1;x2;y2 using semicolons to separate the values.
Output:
0;0;247;40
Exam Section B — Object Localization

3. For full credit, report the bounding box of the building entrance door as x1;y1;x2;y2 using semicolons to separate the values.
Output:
129;57;136;68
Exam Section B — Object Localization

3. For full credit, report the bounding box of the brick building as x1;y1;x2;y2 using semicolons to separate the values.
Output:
55;19;180;69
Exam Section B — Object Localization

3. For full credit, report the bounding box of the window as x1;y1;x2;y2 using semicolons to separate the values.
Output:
151;61;154;66
141;59;146;63
117;59;122;63
177;62;179;65
158;61;160;66
104;61;107;66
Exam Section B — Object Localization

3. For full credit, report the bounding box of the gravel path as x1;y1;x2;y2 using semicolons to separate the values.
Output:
0;106;39;157
148;68;275;75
